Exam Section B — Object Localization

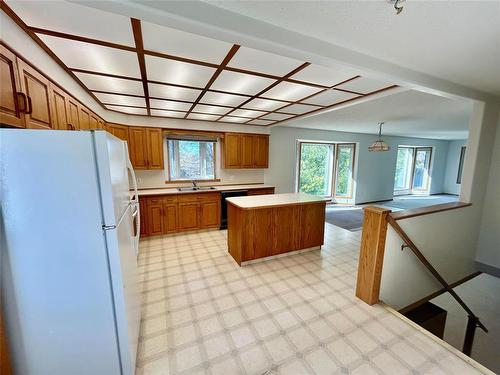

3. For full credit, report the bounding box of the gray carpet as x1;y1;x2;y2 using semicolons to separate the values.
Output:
325;194;459;231
325;207;364;231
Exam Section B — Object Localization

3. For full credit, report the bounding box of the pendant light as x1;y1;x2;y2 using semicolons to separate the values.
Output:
368;122;390;152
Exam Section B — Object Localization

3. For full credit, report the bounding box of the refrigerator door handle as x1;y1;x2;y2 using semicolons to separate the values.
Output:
127;158;140;256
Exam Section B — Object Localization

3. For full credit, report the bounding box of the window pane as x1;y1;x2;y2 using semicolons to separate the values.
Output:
168;140;215;180
335;144;354;197
298;143;333;196
394;147;413;190
412;148;431;190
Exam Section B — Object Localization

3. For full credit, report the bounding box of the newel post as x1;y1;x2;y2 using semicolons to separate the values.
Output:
355;206;391;305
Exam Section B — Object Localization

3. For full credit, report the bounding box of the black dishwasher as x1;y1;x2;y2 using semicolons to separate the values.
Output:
220;190;248;229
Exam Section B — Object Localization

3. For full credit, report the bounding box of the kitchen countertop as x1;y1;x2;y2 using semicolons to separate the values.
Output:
137;184;275;196
226;192;329;209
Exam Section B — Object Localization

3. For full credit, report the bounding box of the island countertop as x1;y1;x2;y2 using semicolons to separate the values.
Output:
226;192;329;209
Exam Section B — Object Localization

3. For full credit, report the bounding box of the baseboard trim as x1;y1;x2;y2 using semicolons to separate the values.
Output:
475;261;500;278
356;198;392;205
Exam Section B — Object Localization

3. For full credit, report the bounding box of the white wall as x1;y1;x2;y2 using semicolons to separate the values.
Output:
443;139;467;195
476;113;500;272
265;126;452;204
380;205;478;310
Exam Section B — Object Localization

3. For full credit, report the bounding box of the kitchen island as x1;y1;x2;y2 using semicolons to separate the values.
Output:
226;193;327;265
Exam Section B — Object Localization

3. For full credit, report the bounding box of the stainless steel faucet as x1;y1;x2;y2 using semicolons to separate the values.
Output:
192;180;197;188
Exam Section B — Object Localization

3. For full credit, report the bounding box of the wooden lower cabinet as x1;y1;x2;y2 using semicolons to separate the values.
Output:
178;203;199;231
247;187;275;196
140;192;220;237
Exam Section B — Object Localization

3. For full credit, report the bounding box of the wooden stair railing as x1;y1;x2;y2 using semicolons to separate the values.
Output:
355;204;487;356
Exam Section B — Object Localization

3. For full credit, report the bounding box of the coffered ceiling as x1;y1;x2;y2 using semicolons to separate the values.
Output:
3;0;398;126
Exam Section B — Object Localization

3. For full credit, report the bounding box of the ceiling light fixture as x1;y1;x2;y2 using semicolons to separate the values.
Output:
368;122;390;152
389;0;405;15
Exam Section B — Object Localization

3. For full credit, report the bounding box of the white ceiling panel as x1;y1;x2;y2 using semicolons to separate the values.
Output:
149;83;202;101
76;73;145;95
150;99;192;111
262;82;322;101
260;113;294;121
94;92;146;107
246;119;274;126
291;64;359;87
106;105;147;115
242;98;287;111
220;116;248;123
200;92;248;107
193;104;231;115
6;0;135;46
151;109;185;118
187;113;220;121
210;70;275;95
146;55;216;87
280;103;320;115
227;46;304;76
335;77;392;94
230;109;265;118
141;21;233;63
302;89;360;106
39;35;140;77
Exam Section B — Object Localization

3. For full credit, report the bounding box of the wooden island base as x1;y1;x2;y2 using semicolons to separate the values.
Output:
226;193;327;266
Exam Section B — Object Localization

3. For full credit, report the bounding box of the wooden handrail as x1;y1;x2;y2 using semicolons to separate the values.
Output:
390;201;471;221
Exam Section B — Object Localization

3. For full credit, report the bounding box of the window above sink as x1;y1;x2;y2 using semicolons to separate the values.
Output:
167;138;216;181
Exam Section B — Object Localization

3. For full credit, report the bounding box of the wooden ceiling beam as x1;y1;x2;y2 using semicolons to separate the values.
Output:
131;18;151;116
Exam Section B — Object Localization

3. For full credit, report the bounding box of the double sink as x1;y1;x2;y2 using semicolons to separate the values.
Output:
177;186;216;192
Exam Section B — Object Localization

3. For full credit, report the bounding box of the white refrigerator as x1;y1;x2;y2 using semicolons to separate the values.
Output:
0;129;141;375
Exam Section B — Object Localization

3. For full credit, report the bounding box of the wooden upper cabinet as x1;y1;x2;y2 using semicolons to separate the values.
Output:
128;126;149;169
253;135;269;168
66;98;80;130
222;133;269;169
241;134;254;168
0;45;24;128
107;123;129;141
97;119;105;130
78;106;90;130
223;133;241;168
145;127;164;169
17;59;53;129
49;84;70;131
89;113;99;130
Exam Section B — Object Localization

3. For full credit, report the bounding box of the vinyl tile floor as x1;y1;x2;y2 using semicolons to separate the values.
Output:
135;223;483;375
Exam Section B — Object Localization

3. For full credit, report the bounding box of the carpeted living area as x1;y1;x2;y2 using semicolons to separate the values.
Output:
325;194;459;231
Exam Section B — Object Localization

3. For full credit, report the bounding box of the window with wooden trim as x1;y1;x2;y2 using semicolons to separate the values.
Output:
166;139;216;181
296;141;356;198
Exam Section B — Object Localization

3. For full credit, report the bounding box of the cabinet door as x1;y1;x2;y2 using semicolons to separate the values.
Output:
178;203;199;231
199;201;220;228
89;113;99;129
163;204;178;234
146;203;164;236
0;45;24;127
223;133;241;168
66;98;80;130
139;198;148;237
253;135;269;168
107;123;129;141
50;84;69;130
78;106;90;130
128;127;148;169
97;119;105;130
146;127;164;169
18;60;53;129
241;134;254;168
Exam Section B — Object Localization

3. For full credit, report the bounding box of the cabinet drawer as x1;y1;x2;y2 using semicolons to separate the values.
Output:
178;192;220;203
146;195;178;205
